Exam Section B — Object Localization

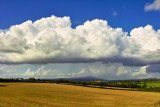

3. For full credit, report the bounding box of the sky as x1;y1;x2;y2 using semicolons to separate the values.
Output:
0;0;160;80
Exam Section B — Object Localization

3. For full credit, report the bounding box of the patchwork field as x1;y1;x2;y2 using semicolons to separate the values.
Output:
0;82;160;107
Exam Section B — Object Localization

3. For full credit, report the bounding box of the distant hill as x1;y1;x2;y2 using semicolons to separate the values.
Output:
56;76;108;82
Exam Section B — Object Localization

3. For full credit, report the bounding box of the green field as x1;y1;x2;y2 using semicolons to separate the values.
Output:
146;82;160;88
138;82;160;88
0;82;160;107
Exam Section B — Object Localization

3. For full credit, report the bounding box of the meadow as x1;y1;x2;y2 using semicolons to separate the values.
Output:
0;82;160;107
143;82;160;88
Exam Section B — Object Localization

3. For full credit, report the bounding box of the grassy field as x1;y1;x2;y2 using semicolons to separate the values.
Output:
146;82;160;88
0;82;160;107
138;82;160;88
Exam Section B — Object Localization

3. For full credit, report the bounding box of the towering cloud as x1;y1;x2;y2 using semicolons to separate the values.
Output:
0;15;160;65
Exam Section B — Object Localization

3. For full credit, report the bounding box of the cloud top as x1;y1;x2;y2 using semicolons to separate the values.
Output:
0;15;160;65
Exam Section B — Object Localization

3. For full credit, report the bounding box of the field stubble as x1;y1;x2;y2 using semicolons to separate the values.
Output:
0;82;160;107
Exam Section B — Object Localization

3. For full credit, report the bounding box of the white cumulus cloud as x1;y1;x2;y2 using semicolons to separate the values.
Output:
145;0;160;11
0;15;160;65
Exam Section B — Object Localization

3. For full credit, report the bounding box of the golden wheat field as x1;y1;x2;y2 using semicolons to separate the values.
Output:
0;82;160;107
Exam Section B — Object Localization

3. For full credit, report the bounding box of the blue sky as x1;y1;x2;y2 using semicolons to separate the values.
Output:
0;0;160;32
0;0;160;80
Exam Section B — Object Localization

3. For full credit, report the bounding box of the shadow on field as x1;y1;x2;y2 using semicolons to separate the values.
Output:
0;85;7;87
70;84;139;92
99;87;139;91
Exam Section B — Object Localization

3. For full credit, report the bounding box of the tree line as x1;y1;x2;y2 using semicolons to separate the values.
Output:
0;77;155;88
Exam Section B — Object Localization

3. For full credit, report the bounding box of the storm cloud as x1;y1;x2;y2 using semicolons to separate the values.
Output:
146;64;160;73
0;15;160;65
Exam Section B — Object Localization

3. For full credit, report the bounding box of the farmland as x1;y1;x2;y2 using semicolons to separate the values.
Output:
140;82;160;88
0;82;160;107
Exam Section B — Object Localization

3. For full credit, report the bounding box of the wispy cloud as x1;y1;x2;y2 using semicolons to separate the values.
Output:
112;11;117;16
